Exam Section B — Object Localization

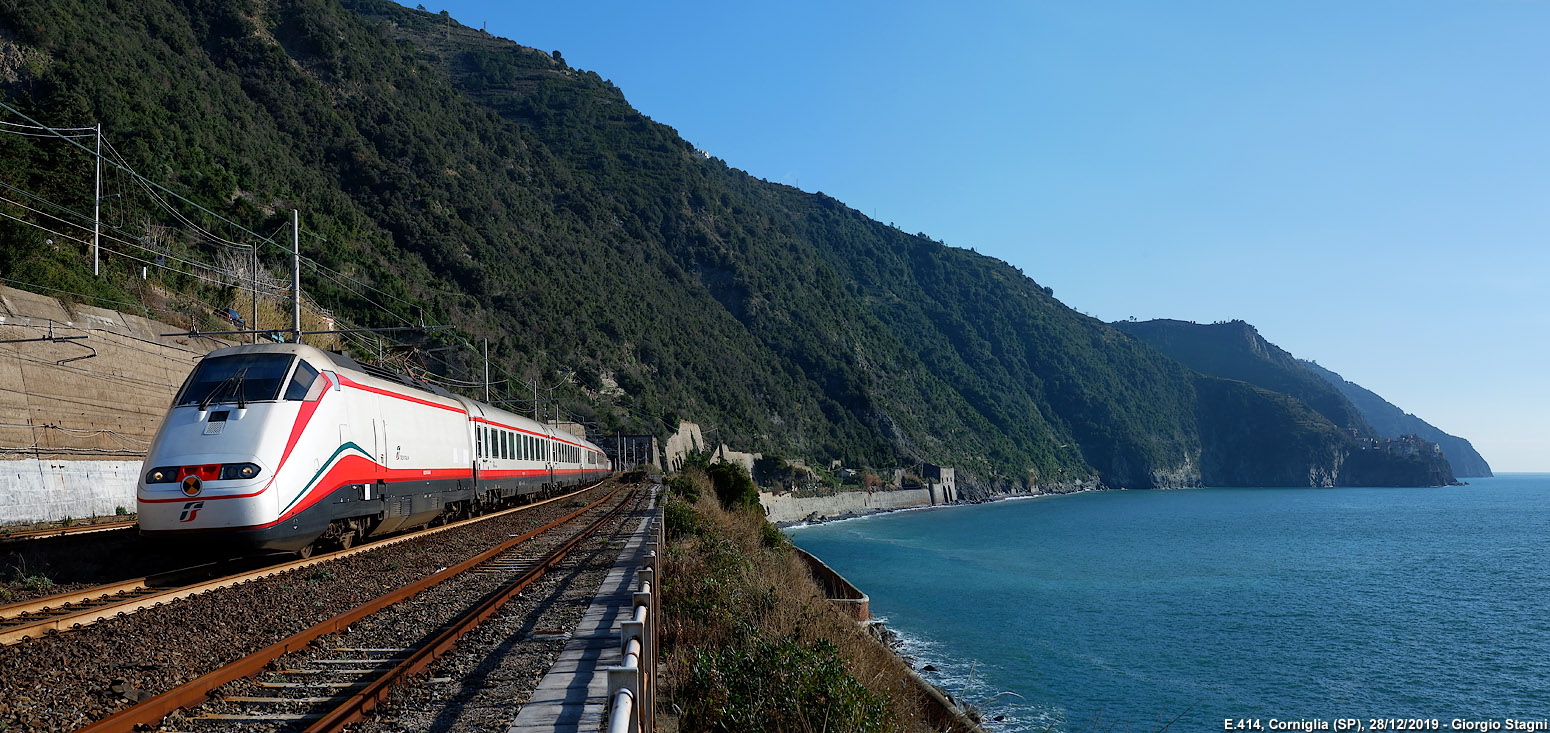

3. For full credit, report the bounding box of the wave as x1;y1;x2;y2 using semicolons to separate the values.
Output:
882;621;1063;733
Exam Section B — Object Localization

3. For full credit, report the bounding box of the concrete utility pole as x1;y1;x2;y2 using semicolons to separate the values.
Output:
251;243;259;345
483;339;490;403
92;123;101;277
291;209;301;343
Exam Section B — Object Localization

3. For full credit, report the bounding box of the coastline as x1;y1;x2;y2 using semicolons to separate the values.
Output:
772;485;1095;530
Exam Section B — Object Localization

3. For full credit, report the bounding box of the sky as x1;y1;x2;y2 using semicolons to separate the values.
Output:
411;1;1548;472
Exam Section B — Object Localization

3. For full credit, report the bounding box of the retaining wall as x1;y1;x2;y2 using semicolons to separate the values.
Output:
0;459;143;523
0;284;225;524
759;487;934;524
793;546;868;622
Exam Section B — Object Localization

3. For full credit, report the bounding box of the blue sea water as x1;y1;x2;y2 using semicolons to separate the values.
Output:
787;474;1550;732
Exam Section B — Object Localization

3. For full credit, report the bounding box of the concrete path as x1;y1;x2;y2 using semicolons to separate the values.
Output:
507;500;653;733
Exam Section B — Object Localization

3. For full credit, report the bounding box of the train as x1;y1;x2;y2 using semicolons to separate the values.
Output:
137;343;612;556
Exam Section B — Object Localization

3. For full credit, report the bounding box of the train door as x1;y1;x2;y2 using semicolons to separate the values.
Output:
372;418;387;474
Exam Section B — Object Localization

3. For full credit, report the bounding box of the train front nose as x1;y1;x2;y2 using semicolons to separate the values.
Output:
137;403;286;533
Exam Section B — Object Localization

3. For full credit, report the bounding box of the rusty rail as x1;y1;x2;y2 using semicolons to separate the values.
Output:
6;483;603;646
74;486;628;733
302;487;637;731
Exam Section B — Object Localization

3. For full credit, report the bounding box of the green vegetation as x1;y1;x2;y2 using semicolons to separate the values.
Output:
0;0;1453;489
660;469;935;732
1114;319;1374;435
1119;320;1456;486
704;461;759;512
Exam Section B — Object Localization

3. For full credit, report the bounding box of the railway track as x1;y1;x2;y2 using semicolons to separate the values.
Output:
0;484;604;646
76;484;640;732
0;519;139;544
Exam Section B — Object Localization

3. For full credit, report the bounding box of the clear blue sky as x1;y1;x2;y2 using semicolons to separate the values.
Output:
413;1;1548;472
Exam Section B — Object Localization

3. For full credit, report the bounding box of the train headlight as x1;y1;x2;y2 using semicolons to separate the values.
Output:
219;463;262;481
146;467;178;484
181;475;202;496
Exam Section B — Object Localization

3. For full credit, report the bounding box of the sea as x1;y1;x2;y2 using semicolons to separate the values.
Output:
786;474;1550;732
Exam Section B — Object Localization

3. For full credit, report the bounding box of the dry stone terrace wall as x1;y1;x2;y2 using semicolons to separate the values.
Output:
0;285;227;523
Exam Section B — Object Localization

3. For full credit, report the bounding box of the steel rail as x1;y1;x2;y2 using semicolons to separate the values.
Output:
72;485;627;733
301;486;638;731
0;519;138;543
2;482;604;645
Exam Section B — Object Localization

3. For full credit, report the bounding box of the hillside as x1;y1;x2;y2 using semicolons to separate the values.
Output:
1112;319;1374;435
1300;360;1492;477
1114;319;1457;486
0;0;1451;489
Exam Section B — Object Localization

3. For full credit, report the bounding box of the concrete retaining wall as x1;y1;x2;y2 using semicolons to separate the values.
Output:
0;459;141;523
0;284;227;524
760;487;934;524
794;546;869;622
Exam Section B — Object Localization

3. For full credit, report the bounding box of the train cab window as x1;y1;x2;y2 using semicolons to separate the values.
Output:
283;361;321;401
176;353;294;407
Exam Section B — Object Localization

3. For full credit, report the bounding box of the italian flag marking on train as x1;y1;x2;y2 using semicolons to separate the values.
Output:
279;441;374;518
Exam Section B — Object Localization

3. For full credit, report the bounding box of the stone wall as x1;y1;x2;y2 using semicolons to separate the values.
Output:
0;459;145;521
759;487;935;525
713;443;760;475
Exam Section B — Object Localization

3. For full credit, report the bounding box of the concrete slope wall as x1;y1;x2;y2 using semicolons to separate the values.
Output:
0;285;226;524
760;487;934;525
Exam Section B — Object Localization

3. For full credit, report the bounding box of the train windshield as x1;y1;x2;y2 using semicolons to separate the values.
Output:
176;353;295;407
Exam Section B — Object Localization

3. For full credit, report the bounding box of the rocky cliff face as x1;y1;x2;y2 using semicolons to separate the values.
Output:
1300;360;1492;478
1117;321;1460;488
1194;377;1455;487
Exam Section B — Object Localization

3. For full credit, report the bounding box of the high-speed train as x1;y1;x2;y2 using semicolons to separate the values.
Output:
137;343;612;556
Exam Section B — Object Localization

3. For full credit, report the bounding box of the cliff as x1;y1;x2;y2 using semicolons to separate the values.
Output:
1300;360;1492;477
1118;319;1458;487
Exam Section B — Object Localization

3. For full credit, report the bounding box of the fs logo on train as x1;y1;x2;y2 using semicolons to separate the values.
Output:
178;501;205;522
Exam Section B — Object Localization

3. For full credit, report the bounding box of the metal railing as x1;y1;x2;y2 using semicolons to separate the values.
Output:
605;504;663;733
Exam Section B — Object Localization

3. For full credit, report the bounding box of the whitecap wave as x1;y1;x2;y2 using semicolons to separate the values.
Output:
884;625;1067;733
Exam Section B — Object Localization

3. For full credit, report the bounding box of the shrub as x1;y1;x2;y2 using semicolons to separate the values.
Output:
668;468;709;504
681;635;890;733
705;460;758;512
759;521;789;551
660;485;934;732
662;495;705;540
